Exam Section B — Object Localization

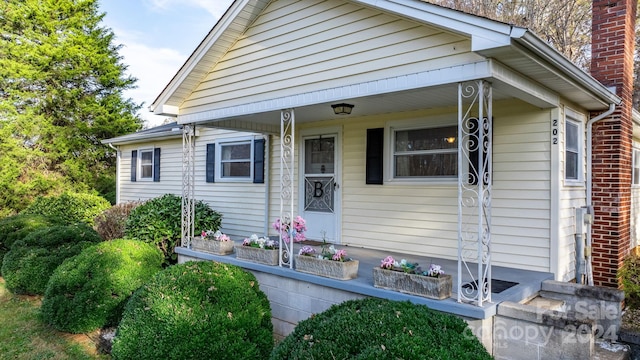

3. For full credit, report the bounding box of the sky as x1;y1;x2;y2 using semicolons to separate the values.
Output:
99;0;235;128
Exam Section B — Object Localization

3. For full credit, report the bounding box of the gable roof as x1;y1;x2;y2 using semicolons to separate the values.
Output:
150;0;619;120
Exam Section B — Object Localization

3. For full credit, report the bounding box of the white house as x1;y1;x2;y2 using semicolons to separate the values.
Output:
103;1;639;353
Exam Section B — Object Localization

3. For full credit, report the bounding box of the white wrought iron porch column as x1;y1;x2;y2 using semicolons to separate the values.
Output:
181;124;196;248
279;109;295;268
457;81;492;306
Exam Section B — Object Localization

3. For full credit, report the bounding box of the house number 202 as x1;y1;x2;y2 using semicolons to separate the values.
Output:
552;119;558;145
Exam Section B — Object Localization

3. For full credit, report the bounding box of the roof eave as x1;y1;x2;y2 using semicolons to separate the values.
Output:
511;30;621;108
101;129;185;146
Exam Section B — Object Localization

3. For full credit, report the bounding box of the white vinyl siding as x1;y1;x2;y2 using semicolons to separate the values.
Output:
118;128;267;239
270;100;551;272
557;107;588;281
180;0;481;115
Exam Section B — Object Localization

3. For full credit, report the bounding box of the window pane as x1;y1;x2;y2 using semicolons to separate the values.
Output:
141;151;153;165
141;165;153;178
566;122;578;151
566;151;578;180
140;150;153;179
222;143;250;160
395;126;457;152
304;138;334;174
222;162;250;177
395;153;457;177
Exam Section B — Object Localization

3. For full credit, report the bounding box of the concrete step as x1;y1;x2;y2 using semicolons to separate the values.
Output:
593;340;631;360
523;295;565;311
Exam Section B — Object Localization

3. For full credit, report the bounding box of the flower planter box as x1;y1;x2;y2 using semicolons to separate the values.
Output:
373;267;452;300
294;255;359;280
235;246;279;266
190;237;234;255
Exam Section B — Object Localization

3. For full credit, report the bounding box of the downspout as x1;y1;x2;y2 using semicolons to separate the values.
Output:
107;143;120;205
585;103;616;286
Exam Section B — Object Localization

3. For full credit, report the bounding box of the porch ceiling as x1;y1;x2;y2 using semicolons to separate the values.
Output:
184;78;535;133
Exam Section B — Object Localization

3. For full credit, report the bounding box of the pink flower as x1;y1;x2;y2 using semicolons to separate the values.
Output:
332;249;347;261
293;232;306;242
242;238;251;246
381;256;395;269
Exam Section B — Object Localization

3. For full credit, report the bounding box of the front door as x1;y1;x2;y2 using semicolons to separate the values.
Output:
300;131;340;243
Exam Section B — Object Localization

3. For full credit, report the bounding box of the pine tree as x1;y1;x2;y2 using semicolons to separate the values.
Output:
0;0;143;215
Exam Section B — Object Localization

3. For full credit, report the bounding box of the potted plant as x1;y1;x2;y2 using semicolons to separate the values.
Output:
373;256;452;300
294;243;359;280
190;230;234;255
234;234;279;266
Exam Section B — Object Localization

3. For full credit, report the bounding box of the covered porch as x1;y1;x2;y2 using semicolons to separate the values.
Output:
177;74;550;308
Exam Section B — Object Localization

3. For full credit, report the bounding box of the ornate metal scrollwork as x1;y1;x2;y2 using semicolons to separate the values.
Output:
458;81;492;306
279;109;295;268
181;124;196;248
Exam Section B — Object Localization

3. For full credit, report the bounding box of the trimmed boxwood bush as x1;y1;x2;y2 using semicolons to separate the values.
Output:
22;192;111;226
93;201;141;240
1;223;102;295
125;194;222;265
619;252;640;309
40;239;163;333
111;261;273;360
270;298;492;360
0;214;65;264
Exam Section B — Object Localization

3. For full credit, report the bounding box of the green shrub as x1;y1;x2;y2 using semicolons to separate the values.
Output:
0;214;65;264
620;252;640;309
22;192;111;226
125;194;222;265
111;261;273;360
93;202;141;240
270;298;492;360
1;223;102;295
40;239;163;333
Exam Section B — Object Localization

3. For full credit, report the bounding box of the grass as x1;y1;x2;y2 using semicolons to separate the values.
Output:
0;277;108;360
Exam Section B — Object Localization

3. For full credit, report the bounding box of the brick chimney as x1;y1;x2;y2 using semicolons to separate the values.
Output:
590;0;637;287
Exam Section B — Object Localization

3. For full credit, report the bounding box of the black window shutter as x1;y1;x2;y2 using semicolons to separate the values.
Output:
206;143;215;183
153;148;161;182
253;138;265;184
130;150;137;182
366;128;384;185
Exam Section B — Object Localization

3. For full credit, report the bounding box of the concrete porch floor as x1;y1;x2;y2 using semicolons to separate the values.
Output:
175;241;553;320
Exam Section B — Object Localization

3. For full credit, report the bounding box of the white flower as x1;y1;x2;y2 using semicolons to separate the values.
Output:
213;230;222;238
329;245;337;254
250;234;259;242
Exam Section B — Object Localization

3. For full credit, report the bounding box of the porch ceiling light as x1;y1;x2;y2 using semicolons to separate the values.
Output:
331;103;354;115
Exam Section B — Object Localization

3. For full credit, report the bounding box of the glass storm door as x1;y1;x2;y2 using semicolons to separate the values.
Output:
301;134;339;243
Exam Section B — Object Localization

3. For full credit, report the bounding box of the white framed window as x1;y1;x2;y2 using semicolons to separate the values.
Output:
216;138;253;182
389;122;458;181
633;148;640;186
138;148;154;181
565;117;582;183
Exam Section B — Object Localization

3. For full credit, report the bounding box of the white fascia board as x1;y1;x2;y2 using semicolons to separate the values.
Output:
512;31;621;107
149;0;252;113
177;60;493;125
152;104;179;117
352;0;513;51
